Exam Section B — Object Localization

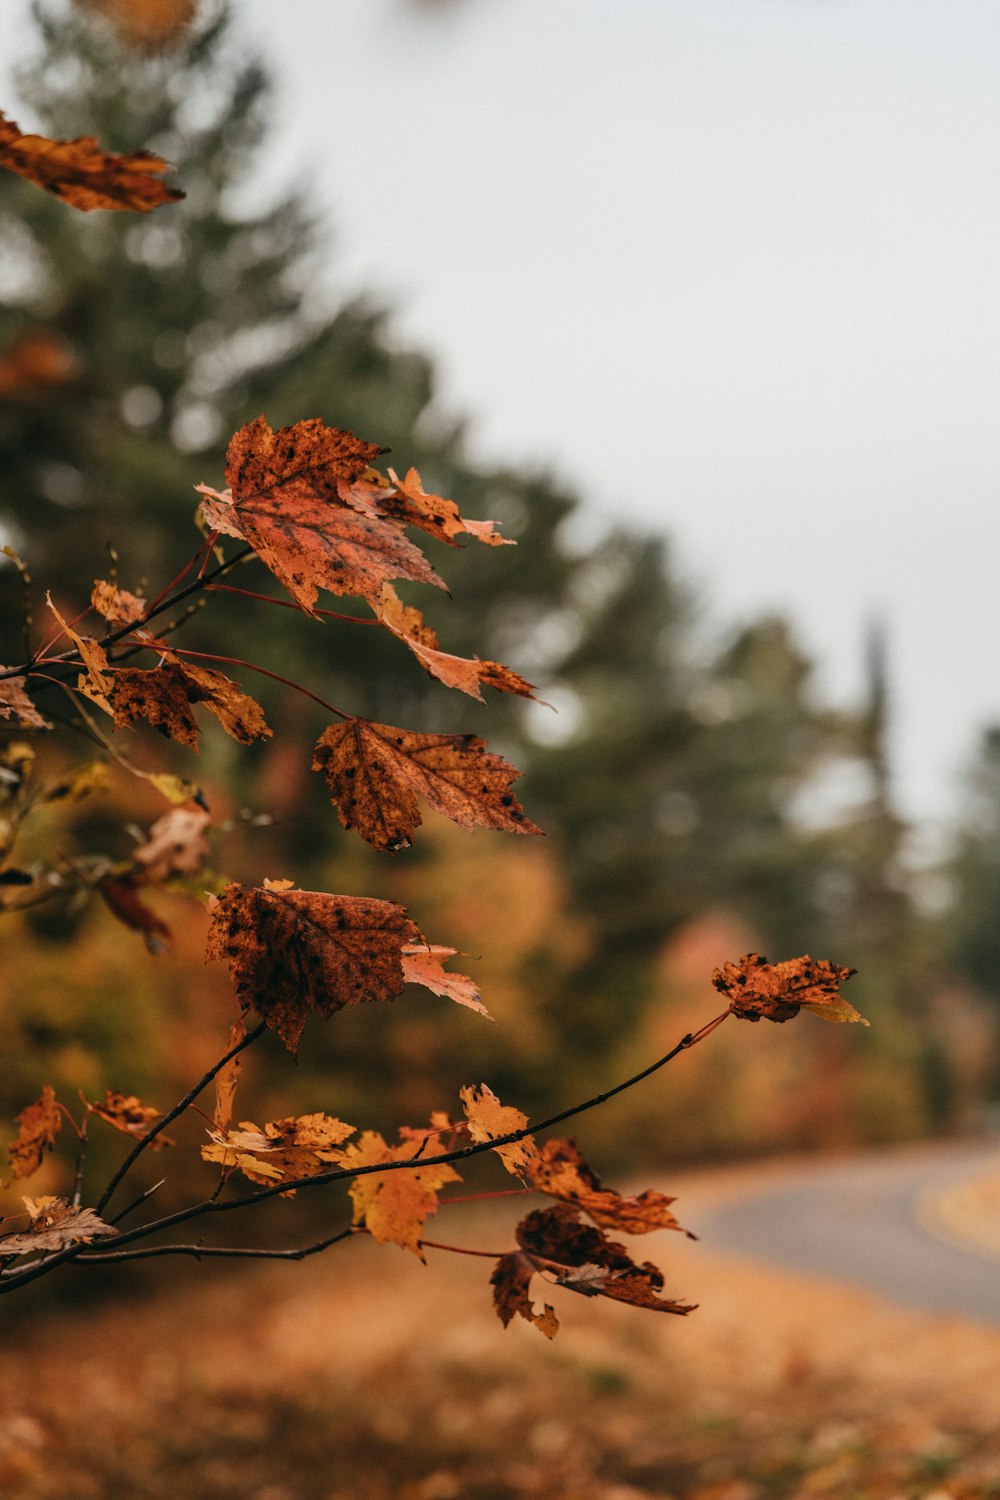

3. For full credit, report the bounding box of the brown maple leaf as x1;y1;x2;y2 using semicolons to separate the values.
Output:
527;1139;691;1237
338;465;512;549
205;882;422;1052
7;1086;62;1179
401;944;491;1019
0;1197;117;1257
341;1129;460;1259
312;717;542;853
213;1020;246;1133
197;417;445;612
513;1203;695;1319
87;1089;171;1148
0;672;51;730
491;1251;560;1338
460;1084;536;1176
132;804;210;884
0;112;182;212
712;952;866;1025
91;579;146;626
376;584;537;702
110;657;271;750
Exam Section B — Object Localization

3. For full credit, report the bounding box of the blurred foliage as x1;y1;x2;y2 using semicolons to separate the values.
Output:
1;0;998;1206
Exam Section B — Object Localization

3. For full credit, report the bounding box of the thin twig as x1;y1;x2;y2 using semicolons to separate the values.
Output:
74;1227;356;1266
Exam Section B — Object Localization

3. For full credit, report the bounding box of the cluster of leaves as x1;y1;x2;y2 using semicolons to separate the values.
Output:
0;93;865;1326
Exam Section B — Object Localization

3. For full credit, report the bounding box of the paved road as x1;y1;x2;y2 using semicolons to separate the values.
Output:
689;1138;1000;1324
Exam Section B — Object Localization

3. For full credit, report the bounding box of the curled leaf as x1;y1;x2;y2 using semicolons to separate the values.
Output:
0;112;182;212
460;1084;535;1176
87;1089;171;1148
7;1086;62;1179
0;1198;117;1257
0;672;51;730
527;1139;691;1237
401;944;492;1020
376;585;537;702
711;952;866;1025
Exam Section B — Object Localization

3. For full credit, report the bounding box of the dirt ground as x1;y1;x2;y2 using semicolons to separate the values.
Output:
3;1163;1000;1500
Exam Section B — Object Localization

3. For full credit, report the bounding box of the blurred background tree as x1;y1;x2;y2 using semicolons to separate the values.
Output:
1;0;995;1181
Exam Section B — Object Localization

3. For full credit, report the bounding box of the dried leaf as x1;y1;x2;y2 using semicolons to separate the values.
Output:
7;1086;62;1179
491;1251;559;1338
133;804;210;884
341;1129;460;1258
202;1112;356;1189
376;585;537;702
527;1139;690;1236
110;657;271;750
0;672;51;730
87;1089;170;1148
45;594;113;710
213;1020;246;1133
312;718;541;853
0;112;182;212
711;952;866;1025
401;944;492;1020
205;882;421;1053
0;1197;117;1257
460;1084;535;1177
91;580;146;626
98;875;171;954
514;1203;695;1318
198;416;445;612
340;465;512;549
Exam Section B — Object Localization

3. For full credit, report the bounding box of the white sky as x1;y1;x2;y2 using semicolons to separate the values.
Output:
11;1;1000;828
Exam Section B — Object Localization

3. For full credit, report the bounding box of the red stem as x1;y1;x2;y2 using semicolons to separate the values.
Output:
167;647;349;720
420;1239;507;1259
205;582;376;624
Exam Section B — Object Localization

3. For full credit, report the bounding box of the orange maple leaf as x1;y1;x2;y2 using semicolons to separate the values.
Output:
339;464;512;549
401;944;491;1020
7;1086;62;1179
311;718;542;852
460;1084;536;1176
86;1089;171;1148
0;112;182;212
376;584;537;702
711;952;866;1025
202;1112;356;1189
110;657;271;750
205;882;422;1053
197;417;445;612
527;1139;691;1237
341;1129;460;1259
91;579;146;626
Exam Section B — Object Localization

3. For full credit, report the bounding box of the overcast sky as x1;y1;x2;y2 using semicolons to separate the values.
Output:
11;1;1000;830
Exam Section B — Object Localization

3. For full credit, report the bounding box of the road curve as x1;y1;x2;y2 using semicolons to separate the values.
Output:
686;1137;1000;1324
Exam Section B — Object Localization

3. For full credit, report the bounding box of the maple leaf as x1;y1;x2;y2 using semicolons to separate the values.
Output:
87;1089;171;1148
0;112;182;212
513;1203;695;1319
197;416;446;612
341;1129;460;1258
110;656;271;751
45;595;114;710
132;804;210;884
312;718;541;853
401;944;491;1020
491;1251;559;1339
98;875;171;954
711;952;866;1025
202;1112;356;1189
0;1197;117;1257
0;672;51;730
91;579;146;626
527;1139;691;1237
7;1086;62;1179
460;1084;536;1176
205;882;422;1052
376;585;537;702
340;464;512;549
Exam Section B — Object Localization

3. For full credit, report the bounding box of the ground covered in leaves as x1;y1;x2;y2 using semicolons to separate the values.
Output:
3;1166;1000;1500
